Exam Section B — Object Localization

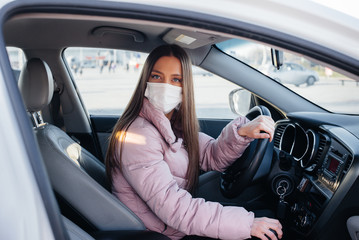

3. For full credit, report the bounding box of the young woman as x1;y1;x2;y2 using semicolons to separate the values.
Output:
105;44;282;240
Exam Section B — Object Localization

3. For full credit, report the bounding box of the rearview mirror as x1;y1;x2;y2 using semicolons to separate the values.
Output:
229;88;252;116
271;48;283;70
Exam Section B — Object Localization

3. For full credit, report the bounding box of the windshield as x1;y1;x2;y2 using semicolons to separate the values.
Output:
217;39;359;115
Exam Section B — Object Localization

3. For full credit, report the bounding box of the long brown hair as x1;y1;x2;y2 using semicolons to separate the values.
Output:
105;44;200;193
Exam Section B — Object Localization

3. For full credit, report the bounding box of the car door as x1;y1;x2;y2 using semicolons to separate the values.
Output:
2;26;67;240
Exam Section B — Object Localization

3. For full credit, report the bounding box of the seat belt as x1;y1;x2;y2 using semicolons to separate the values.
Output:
50;80;81;144
50;80;66;131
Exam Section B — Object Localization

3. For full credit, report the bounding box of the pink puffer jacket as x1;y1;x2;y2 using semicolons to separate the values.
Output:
112;98;255;240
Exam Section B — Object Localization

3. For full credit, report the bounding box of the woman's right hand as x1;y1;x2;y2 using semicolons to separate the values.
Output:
250;217;283;240
237;115;275;142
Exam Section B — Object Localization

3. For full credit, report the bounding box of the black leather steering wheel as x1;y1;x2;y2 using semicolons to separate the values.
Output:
220;105;271;198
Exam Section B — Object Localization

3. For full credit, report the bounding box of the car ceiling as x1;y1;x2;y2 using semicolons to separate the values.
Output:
3;2;359;78
3;13;229;65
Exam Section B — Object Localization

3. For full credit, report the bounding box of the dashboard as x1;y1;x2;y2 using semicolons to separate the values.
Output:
270;114;359;239
275;121;353;194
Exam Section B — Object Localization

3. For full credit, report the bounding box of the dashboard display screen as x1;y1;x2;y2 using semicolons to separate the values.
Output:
328;157;340;174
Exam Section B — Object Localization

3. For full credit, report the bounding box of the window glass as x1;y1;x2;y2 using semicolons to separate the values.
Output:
6;47;26;81
192;66;238;119
217;39;359;114
64;48;147;115
64;48;238;119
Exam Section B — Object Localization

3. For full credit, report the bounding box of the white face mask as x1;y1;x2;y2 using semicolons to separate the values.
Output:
144;82;182;114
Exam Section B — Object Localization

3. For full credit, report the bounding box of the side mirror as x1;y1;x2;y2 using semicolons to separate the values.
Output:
271;48;283;70
229;88;252;116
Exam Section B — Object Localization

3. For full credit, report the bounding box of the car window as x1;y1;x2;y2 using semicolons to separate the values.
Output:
6;47;26;81
64;47;238;119
217;39;359;114
290;64;302;71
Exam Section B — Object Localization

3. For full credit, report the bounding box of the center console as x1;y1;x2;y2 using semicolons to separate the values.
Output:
287;138;353;234
272;126;354;236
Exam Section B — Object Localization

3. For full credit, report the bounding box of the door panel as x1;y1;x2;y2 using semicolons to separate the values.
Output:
199;119;231;138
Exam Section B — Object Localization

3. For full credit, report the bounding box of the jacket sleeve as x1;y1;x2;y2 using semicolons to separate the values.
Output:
120;125;254;240
199;116;254;172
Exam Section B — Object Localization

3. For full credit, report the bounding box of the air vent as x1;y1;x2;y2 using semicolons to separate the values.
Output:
274;124;286;148
343;154;354;174
313;133;328;165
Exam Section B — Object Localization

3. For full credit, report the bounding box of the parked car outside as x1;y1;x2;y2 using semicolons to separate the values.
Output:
262;63;319;87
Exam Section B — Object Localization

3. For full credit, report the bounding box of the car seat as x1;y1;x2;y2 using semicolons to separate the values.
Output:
18;58;169;239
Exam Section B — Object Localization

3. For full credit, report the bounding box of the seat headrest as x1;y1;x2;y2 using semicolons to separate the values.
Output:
18;58;54;113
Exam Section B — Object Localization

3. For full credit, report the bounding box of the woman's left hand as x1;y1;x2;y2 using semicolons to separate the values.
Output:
237;115;275;142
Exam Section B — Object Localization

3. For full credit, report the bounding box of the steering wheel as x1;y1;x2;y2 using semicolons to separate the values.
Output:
220;105;271;198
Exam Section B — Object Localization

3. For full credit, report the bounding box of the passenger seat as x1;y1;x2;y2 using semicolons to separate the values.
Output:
18;58;169;239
